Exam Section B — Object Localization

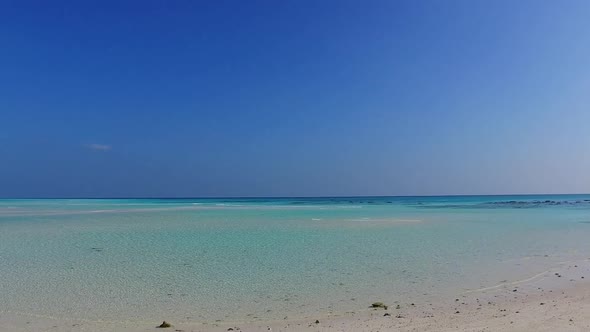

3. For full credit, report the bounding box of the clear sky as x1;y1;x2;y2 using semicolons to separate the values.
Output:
1;1;589;198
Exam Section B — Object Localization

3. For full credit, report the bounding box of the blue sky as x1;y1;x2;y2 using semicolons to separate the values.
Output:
1;1;589;197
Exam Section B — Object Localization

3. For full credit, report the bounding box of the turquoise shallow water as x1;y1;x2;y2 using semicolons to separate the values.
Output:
1;195;590;323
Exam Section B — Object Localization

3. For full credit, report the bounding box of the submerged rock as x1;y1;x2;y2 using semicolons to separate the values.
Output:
371;302;388;309
157;321;172;328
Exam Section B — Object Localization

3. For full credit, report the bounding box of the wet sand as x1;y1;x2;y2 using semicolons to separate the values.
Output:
2;260;590;332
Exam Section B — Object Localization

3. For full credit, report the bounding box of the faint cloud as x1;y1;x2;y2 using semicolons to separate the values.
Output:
85;143;111;151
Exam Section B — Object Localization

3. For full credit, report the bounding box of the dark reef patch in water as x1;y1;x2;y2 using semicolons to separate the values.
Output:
414;200;590;210
482;200;590;208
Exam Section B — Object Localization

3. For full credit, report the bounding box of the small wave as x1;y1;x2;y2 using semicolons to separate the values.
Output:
463;270;549;293
463;258;590;294
347;218;422;223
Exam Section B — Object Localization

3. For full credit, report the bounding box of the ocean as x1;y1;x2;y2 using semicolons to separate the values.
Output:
1;195;590;324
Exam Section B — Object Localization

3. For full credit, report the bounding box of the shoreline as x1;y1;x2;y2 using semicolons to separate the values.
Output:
3;259;590;331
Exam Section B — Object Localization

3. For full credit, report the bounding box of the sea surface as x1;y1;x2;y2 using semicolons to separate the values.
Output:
1;195;590;324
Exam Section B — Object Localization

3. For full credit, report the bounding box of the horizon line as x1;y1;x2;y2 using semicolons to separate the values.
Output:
1;193;589;200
